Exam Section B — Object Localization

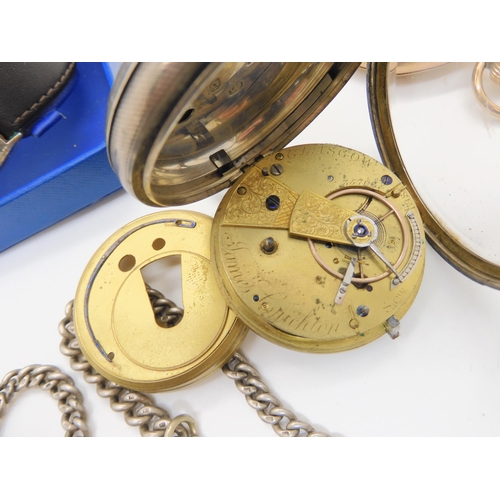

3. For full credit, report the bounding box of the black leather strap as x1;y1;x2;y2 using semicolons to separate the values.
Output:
0;62;76;139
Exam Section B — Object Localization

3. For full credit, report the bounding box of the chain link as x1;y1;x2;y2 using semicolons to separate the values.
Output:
1;287;329;437
0;364;89;436
146;285;184;327
58;300;197;437
223;352;330;437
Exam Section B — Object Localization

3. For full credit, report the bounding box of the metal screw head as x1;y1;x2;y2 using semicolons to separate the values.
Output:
275;153;284;160
270;164;284;176
261;237;278;254
353;223;369;237
265;195;280;211
381;174;393;185
237;186;247;195
262;168;269;176
356;305;370;317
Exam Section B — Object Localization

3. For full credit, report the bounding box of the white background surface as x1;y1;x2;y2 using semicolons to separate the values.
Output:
1;67;499;439
389;62;500;265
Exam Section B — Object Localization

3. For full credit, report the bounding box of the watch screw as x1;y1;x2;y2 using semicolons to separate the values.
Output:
270;163;284;176
356;305;370;317
265;195;280;211
275;153;284;160
261;237;278;254
381;174;393;185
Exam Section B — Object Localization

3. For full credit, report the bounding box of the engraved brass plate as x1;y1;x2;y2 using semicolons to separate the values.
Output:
211;144;426;353
74;210;247;391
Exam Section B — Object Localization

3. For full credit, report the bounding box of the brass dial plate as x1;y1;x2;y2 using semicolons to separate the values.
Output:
74;210;247;391
211;144;426;352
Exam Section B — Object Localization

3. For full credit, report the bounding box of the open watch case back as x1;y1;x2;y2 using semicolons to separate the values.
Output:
1;63;499;437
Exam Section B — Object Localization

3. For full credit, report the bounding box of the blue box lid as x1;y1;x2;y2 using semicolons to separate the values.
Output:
0;62;122;253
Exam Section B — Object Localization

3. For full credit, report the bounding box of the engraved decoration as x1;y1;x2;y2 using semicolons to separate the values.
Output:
289;190;352;240
222;168;298;228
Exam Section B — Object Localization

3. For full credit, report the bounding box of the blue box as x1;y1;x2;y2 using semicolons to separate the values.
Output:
0;62;122;253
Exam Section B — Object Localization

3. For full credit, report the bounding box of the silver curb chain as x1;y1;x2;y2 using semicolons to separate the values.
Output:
0;290;330;437
58;300;197;437
0;364;89;436
224;352;329;437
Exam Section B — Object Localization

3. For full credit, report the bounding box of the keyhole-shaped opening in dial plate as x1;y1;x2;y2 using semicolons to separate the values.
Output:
140;254;184;325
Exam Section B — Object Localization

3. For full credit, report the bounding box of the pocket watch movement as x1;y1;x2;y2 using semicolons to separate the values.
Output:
211;144;426;352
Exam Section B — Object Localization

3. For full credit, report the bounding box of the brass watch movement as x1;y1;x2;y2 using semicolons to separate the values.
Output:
212;144;425;352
